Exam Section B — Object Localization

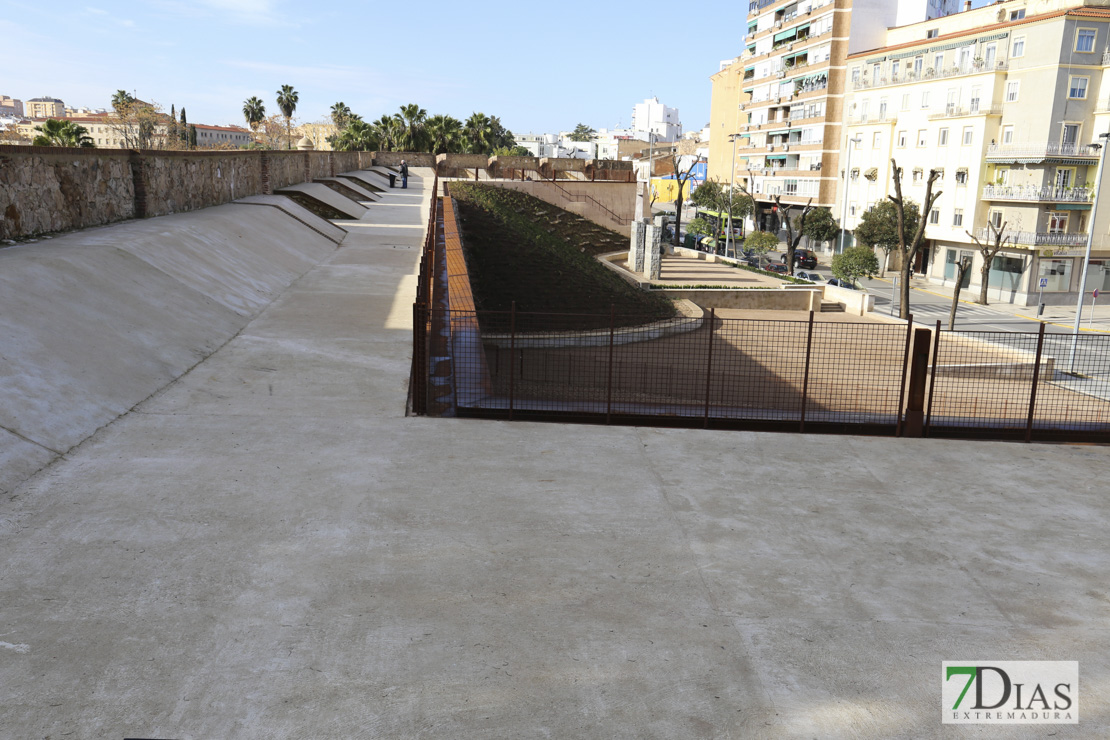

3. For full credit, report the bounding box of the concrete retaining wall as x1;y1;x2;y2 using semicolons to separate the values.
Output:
0;202;343;495
659;288;821;311
0;145;376;240
482;180;636;232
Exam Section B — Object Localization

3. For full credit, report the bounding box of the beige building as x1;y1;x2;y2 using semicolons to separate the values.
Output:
0;96;23;117
844;0;1110;305
194;124;253;148
708;0;958;234
24;97;65;119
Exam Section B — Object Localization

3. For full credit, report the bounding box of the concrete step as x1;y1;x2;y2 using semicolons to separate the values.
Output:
820;301;846;312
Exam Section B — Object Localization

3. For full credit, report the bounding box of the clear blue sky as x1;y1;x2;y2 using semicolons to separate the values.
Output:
4;0;997;136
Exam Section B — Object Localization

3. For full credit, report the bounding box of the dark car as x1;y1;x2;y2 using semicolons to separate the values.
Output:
766;263;790;274
827;277;857;290
796;271;825;282
782;249;818;269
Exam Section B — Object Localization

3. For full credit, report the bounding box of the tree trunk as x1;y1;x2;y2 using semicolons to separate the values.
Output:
979;262;991;305
673;194;683;246
899;257;913;320
949;260;970;330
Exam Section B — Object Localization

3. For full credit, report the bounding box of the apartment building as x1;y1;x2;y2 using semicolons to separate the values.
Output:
24;96;65;119
631;97;682;142
843;0;1110;305
709;0;957;233
0;96;23;117
194;124;253;148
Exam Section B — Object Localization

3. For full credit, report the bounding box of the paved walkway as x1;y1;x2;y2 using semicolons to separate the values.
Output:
2;181;1108;738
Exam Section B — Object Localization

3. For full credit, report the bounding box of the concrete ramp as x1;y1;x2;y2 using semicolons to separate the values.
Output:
0;204;339;495
337;171;385;195
275;182;367;220
233;194;348;243
352;169;396;191
315;177;380;203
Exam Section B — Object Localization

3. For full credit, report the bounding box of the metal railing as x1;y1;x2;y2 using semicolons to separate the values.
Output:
927;104;1003;120
986;142;1100;159
981;185;1092;203
853;61;1009;91
976;228;1094;247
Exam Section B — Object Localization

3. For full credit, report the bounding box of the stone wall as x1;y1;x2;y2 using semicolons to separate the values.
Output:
484;180;637;233
373;151;437;168
0;146;381;240
0;147;136;238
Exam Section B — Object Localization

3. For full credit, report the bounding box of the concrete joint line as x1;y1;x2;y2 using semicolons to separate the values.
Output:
0;424;64;457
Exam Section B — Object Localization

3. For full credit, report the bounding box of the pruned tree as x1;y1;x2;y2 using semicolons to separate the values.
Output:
966;221;1011;305
772;194;814;275
889;158;942;319
668;154;700;246
948;255;972;330
854;199;918;277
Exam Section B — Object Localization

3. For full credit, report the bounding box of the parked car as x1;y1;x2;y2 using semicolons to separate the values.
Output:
766;263;790;274
796;271;824;282
827;277;857;290
782;249;818;269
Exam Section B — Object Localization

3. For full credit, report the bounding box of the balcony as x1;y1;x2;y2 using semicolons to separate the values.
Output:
1104;49;1110;65
976;229;1093;248
985;142;1101;162
853;61;1009;91
753;176;822;198
982;185;1092;203
927;104;1003;120
847;113;895;126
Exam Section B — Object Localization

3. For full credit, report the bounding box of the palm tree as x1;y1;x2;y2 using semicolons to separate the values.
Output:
372;114;401;152
463;112;493;154
243;96;266;130
111;89;135;113
330;102;352;130
331;119;379;151
33;119;95;147
425;114;462;154
275;84;299;149
396;103;428;151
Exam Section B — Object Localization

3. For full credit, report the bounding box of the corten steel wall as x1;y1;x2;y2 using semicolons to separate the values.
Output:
0;145;379;240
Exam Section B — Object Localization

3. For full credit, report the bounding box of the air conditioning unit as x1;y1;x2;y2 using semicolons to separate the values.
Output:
787;43;794;51
775;20;783;28
783;145;790;152
767;145;775;151
776;70;786;78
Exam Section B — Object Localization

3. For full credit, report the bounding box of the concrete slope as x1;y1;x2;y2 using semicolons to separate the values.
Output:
0;204;339;494
232;195;348;243
343;169;394;192
315;177;380;203
275;182;366;220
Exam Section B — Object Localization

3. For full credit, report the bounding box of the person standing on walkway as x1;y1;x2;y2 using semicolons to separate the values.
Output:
400;160;409;189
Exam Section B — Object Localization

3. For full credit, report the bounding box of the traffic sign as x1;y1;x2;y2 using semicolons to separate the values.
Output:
1095;289;1101;299
1039;277;1049;289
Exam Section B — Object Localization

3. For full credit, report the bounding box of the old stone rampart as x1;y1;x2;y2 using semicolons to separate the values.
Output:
0;145;377;240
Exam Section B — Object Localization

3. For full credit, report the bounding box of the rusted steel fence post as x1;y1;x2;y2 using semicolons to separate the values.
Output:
703;308;716;428
606;304;616;423
800;310;815;433
508;302;517;420
895;315;914;436
1025;322;1047;443
902;326;932;437
924;320;942;435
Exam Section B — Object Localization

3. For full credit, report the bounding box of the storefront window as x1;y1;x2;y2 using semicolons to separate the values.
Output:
1085;260;1110;292
988;255;1024;291
945;249;973;287
1039;259;1073;292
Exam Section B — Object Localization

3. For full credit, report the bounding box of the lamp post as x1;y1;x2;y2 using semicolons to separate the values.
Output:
728;132;741;258
838;136;863;255
1069;130;1110;371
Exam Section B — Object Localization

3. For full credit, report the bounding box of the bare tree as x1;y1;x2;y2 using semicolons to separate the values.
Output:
772;194;814;275
668;154;700;246
965;221;1011;306
889;158;942;319
948;255;972;330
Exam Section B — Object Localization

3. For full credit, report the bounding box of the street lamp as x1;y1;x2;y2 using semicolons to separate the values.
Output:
728;132;741;258
838;136;863;256
1069;130;1110;370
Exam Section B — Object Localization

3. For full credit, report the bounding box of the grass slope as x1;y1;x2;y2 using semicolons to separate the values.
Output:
450;183;675;329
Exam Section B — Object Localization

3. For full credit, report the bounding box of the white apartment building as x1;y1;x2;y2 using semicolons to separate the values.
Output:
709;0;955;237
631;97;682;142
0;96;23;117
843;0;1110;305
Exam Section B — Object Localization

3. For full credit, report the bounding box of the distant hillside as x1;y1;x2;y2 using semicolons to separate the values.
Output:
450;183;675;330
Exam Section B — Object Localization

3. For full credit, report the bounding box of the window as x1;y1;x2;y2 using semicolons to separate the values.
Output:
955;169;968;184
1009;9;1025;20
1012;36;1025;58
1076;29;1097;53
1005;81;1019;102
1062;124;1079;149
1069;76;1089;99
989;210;1003;229
1055;167;1073;189
898;130;908;147
930;208;940;224
969;86;981;113
1048;212;1069;233
939;128;949;146
850;203;858;217
1002;125;1014;144
873;132;882;148
963;127;973;145
852;67;860;85
953;209;964;227
921;91;930;108
914;57;923;77
892;61;900;80
934;53;944;72
984;44;996;68
851;167;860;180
902;93;910;110
913;167;923;183
989;255;1025;291
927;28;939;39
918;129;928;147
873;63;881;80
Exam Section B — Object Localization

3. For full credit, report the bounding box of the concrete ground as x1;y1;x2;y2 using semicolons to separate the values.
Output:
2;175;1109;738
